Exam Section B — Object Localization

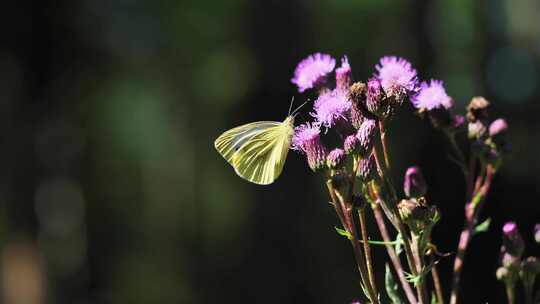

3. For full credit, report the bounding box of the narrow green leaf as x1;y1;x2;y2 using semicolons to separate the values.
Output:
385;264;403;304
359;281;370;300
359;240;399;246
473;218;491;235
335;227;352;240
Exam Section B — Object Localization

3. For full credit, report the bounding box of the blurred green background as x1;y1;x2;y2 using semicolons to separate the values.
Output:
0;0;539;303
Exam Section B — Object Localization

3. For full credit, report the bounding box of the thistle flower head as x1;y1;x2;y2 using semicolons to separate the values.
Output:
327;148;346;169
348;82;367;129
502;221;524;258
452;114;465;129
489;118;508;137
291;53;336;92
403;166;427;198
356;119;377;156
312;89;351;128
412;80;453;111
466;96;490;122
344;134;360;155
292;123;328;171
535;224;540;244
364;77;382;112
336;56;352;90
468;121;487;139
375;56;418;98
357;153;377;181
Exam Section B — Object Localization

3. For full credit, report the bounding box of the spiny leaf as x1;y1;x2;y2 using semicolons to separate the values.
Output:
385;264;403;304
335;227;352;240
404;261;437;287
473;218;491;236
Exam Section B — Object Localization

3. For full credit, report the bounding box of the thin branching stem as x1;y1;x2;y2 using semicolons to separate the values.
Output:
374;123;428;304
358;207;378;298
371;199;418;304
326;181;379;304
429;249;445;304
449;165;495;304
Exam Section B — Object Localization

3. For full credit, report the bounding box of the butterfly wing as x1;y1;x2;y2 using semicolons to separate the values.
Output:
214;121;281;165
214;117;294;185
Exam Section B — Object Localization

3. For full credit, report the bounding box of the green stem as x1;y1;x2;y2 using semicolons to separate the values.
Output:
374;124;427;304
326;181;379;304
505;282;515;304
358;207;379;298
372;201;418;304
449;165;495;304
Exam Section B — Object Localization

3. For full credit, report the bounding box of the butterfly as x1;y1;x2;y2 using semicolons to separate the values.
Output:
214;102;304;185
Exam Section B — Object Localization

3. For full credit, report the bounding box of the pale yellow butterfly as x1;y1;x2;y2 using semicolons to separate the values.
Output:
214;102;304;185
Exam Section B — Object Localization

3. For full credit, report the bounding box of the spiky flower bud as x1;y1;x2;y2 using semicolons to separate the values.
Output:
489;118;508;137
403;166;427;198
292;123;328;172
496;267;509;281
327;148;346;169
535;224;540;244
348;82;367;129
397;199;437;233
468;121;487;139
502;222;525;259
357;154;377;181
344;134;360;155
366;77;384;116
452;115;465;129
307;145;327;172
489;118;508;148
356;119;377;157
466;96;490;122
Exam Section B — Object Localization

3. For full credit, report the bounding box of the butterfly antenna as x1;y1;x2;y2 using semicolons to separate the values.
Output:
291;101;308;117
287;97;295;116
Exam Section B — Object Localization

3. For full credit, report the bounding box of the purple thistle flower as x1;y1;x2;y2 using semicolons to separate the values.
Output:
292;123;328;171
403;166;427;198
489;118;508;137
336;56;352;90
356;119;377;156
291;53;336;93
344;134;360;155
452;114;465;129
502;221;524;258
412;80;453;111
313;89;351;128
327;148;346;169
375;56;418;98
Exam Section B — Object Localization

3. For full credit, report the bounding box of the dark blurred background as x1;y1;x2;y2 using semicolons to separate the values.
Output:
0;0;539;303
